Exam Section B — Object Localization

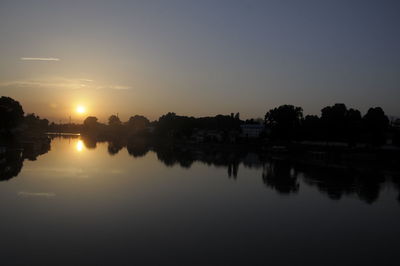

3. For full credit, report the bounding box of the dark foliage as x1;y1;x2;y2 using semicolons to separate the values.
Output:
108;115;121;126
363;107;389;146
264;105;303;140
0;96;24;131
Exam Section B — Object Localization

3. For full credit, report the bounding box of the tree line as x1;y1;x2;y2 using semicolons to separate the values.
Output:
0;96;49;140
1;96;400;146
69;104;399;147
264;104;395;146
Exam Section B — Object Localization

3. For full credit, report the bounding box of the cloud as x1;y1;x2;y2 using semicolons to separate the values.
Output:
105;85;131;90
0;77;130;91
0;78;84;90
20;57;60;61
18;191;56;198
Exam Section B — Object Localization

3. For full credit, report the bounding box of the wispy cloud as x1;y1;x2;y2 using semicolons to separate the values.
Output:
0;77;130;91
20;57;60;61
102;85;131;90
18;191;56;198
0;78;84;90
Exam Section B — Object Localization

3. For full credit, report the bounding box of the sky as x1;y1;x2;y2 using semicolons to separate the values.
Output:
0;0;399;123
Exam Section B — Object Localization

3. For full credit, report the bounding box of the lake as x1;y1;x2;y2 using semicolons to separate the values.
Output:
1;136;399;266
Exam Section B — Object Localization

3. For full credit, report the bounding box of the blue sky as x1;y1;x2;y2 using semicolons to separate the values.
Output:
0;0;399;122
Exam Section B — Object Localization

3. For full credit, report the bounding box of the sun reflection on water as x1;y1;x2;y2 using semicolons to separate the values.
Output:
76;140;84;152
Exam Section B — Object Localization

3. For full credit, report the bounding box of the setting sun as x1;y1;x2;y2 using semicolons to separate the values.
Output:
76;105;86;114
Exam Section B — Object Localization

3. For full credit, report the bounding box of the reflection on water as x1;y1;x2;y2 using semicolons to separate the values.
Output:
0;139;50;181
76;139;84;152
262;160;300;194
0;136;399;265
2;135;400;205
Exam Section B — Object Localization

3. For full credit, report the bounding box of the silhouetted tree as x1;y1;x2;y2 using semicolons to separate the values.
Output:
320;104;362;144
363;107;389;146
83;116;99;131
244;118;257;124
23;113;49;134
393;129;400;147
320;103;348;141
155;112;195;138
127;115;150;132
108;115;121;126
301;115;321;140
264;105;303;140
154;112;242;140
40;118;49;129
0;96;24;131
346;108;362;145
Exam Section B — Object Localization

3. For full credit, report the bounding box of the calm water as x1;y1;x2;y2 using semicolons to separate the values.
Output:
1;137;399;266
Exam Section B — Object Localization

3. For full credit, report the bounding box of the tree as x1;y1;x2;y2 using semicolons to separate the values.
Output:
346;108;362;145
127;115;150;131
363;107;389;145
24;113;40;128
108;115;121;126
320;104;362;143
301;115;321;140
393;129;400;147
320;103;347;141
40;118;49;130
264;105;303;140
23;113;49;134
83;116;99;131
0;96;24;131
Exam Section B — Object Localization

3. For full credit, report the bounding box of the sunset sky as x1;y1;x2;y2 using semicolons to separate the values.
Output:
0;0;399;122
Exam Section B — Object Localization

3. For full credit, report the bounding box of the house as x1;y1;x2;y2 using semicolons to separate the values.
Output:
240;124;265;138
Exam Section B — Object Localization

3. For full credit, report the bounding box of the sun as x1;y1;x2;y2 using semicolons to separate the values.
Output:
76;105;86;114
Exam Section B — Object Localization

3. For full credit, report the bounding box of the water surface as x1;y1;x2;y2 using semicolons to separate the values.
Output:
1;137;399;265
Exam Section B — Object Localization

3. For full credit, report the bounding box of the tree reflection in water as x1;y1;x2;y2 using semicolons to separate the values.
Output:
151;145;400;204
0;138;50;181
262;160;299;194
0;151;23;181
2;135;400;205
107;140;124;156
127;138;150;158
